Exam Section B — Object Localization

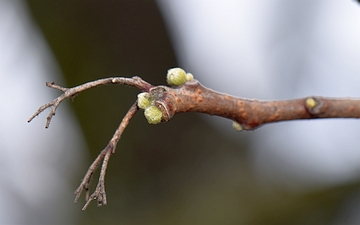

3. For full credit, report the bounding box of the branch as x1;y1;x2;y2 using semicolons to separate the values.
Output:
28;68;360;209
28;76;150;209
150;80;360;130
27;76;152;128
74;102;138;210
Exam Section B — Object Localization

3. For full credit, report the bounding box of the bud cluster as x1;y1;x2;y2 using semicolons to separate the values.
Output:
137;92;162;124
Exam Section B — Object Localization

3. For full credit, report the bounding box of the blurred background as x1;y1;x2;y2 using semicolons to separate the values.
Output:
1;0;360;224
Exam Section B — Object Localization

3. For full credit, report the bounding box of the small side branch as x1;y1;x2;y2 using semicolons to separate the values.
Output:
27;76;147;210
74;102;138;210
27;77;152;128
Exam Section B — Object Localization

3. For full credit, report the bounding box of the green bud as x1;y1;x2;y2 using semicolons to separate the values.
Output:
167;68;187;86
305;97;317;109
186;73;194;81
137;92;152;109
232;121;243;132
144;105;162;124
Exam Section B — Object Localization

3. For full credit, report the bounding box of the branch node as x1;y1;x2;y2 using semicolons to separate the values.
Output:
46;81;69;92
305;97;323;115
305;97;317;109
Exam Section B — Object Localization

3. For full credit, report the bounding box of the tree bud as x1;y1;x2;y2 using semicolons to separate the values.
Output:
144;105;162;124
167;68;187;86
186;73;194;81
232;121;243;132
137;92;152;109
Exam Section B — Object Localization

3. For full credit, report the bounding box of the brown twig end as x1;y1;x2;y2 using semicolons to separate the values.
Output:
73;103;138;210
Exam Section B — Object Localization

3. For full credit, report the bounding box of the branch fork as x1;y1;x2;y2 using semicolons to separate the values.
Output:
28;68;360;210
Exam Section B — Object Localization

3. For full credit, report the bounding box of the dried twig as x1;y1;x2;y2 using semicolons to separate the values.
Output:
28;68;360;209
28;76;150;209
74;102;138;210
27;77;152;128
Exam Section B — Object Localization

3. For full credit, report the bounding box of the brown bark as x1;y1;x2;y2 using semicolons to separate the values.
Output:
150;80;360;130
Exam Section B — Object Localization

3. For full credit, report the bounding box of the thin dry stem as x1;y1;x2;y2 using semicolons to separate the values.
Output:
28;77;147;210
27;77;152;128
74;102;138;210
